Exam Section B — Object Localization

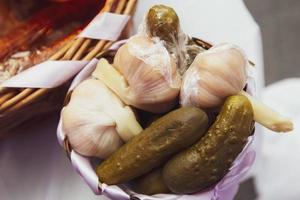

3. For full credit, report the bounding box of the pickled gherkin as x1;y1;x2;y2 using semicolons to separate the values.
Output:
163;95;254;194
96;107;209;185
131;168;170;195
147;5;179;44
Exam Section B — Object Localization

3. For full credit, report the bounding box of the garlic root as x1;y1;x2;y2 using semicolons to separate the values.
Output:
240;91;293;133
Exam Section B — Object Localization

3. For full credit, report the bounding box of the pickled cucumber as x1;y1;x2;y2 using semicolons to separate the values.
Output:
96;107;209;185
131;168;170;195
147;5;179;43
163;95;254;194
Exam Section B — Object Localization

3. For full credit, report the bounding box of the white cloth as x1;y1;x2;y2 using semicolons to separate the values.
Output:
0;115;105;200
0;1;264;200
255;78;299;200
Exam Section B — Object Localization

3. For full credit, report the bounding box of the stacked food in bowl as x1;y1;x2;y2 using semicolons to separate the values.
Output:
58;5;294;199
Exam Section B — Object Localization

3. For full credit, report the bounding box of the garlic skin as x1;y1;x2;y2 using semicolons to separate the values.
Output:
180;43;247;108
103;35;181;113
62;79;142;159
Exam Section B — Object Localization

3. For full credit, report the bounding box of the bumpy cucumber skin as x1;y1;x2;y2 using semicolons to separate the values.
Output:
163;95;254;194
147;5;179;43
131;168;170;195
97;107;209;185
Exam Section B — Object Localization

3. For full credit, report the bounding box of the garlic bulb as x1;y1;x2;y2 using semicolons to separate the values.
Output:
62;79;143;159
180;43;247;108
96;35;181;113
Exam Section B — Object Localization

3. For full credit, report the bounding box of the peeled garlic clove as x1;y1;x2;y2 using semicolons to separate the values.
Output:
97;36;181;113
180;43;247;108
240;91;293;133
62;79;142;159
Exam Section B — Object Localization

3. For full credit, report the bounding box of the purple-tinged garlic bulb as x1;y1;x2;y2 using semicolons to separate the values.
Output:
181;43;247;108
62;79;142;159
96;35;181;113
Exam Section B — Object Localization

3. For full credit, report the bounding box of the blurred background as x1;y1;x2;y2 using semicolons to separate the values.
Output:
236;0;300;199
245;0;300;85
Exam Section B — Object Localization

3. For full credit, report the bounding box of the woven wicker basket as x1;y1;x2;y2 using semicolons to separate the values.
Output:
0;0;137;137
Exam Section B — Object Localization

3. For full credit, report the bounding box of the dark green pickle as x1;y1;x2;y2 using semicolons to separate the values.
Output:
96;107;208;185
147;5;179;44
131;168;170;195
163;95;254;194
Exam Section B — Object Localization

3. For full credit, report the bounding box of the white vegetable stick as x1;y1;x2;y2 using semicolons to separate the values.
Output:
239;90;293;133
92;58;131;105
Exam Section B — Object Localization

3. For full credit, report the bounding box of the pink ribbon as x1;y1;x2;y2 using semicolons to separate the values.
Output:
70;151;101;194
79;12;130;41
1;61;88;88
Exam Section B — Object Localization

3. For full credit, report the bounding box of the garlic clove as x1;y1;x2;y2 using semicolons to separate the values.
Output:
92;58;131;105
240;91;293;133
180;43;247;108
114;106;144;141
62;79;142;159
